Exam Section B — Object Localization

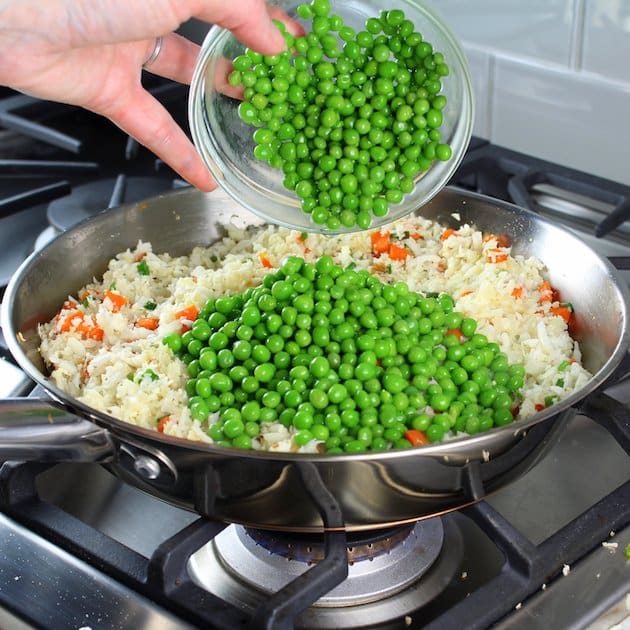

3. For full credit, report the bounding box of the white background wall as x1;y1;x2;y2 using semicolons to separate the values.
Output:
430;0;630;185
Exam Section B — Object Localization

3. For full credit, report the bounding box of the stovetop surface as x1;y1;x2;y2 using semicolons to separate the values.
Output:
0;85;629;629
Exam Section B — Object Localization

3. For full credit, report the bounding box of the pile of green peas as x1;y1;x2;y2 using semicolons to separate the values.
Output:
229;0;452;231
162;255;525;453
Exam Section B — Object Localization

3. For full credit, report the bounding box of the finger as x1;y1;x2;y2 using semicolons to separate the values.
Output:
141;32;200;85
102;87;215;191
213;56;245;99
267;6;306;38
194;0;287;55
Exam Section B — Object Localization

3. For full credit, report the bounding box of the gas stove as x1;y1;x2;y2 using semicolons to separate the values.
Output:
0;85;629;630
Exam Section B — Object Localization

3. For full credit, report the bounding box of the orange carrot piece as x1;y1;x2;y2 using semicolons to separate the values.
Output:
486;248;508;263
404;429;430;446
511;286;524;299
550;305;572;323
460;290;473;297
174;305;199;321
157;415;170;433
388;243;411;260
76;316;104;341
85;325;104;341
104;290;127;313
259;252;273;268
538;281;553;303
440;228;457;241
410;232;423;240
446;327;465;342
136;317;160;330
483;233;511;248
59;310;84;332
371;230;391;256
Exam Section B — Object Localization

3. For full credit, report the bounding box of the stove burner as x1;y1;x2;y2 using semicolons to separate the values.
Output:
47;176;178;231
244;523;416;564
188;519;463;628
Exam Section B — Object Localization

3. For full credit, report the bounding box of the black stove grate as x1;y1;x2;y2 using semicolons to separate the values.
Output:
453;141;630;238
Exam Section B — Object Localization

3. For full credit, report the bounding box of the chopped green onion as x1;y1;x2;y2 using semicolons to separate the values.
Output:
137;260;150;276
142;368;159;381
144;301;157;311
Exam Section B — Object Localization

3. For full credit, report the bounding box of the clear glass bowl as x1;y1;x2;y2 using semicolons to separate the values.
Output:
188;0;474;234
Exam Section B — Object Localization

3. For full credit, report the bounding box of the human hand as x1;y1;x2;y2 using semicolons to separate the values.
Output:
0;0;302;191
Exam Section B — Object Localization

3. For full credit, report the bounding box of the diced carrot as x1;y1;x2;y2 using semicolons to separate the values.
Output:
135;251;147;262
511;286;524;298
410;232;423;240
136;317;159;330
76;316;104;341
259;252;273;268
404;429;430;446
538;281;553;304
460;290;473;297
174;305;199;321
437;260;447;272
59;310;84;332
371;230;391;256
388;243;411;260
104;290;127;313
85;325;105;341
157;415;170;433
486;248;508;263
535;403;545;412
440;228;457;241
446;327;465;342
550;305;573;323
483;233;511;248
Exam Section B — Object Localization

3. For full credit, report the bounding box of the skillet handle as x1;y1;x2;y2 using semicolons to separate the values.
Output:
0;398;115;463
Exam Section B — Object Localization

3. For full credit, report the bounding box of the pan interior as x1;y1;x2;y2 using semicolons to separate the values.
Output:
4;186;628;431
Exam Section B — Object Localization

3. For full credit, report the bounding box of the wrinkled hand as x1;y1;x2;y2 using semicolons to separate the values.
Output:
0;0;300;191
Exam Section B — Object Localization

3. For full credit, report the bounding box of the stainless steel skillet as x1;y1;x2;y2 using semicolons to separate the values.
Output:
1;186;628;532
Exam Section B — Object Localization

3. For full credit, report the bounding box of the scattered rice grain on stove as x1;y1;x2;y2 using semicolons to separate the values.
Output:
38;214;592;451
